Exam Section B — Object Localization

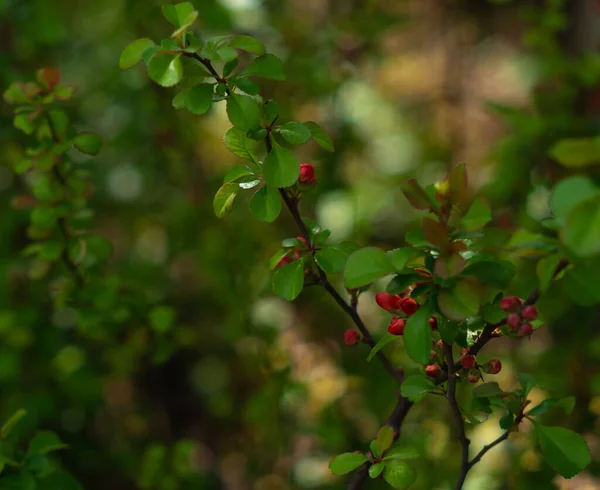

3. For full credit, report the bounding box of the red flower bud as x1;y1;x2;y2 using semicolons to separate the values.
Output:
428;316;438;330
296;236;308;247
483;359;502;375
298;163;317;186
521;305;538;321
506;312;521;330
436;339;444;350
460;354;477;369
518;323;533;337
400;298;419;316
344;329;360;345
375;292;403;312
425;364;440;378
276;255;292;268
466;369;481;384
500;296;522;312
388;317;406;336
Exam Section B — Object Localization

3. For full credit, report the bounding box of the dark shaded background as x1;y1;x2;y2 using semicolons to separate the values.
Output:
1;0;599;489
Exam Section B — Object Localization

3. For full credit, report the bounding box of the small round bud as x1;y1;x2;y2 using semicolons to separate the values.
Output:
506;312;521;330
344;329;360;345
376;292;402;312
521;305;538;321
296;236;308;247
518;323;533;337
298;163;317;186
400;298;419;316
425;364;441;378
436;339;444;350
428;316;438;330
388;317;406;336
500;296;522;312
483;359;502;375
466;369;481;384
460;354;477;369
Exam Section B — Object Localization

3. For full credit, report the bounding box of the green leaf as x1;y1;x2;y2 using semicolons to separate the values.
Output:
328;452;368;476
499;412;514;430
73;132;102;156
120;38;156;69
386;273;422;295
437;318;459;344
536;425;591;479
563;260;600;305
184;83;213;115
277;122;311;145
400;374;435;398
376;426;394;455
460;197;492;231
147;52;183;87
1;409;27;438
561;195;600;257
387;248;421;271
304;121;334;152
250;186;281;222
462;260;515;288
213;182;238;218
148;306;175;333
223;127;258;163
263;141;299;188
344;247;393;289
226;94;261;132
240;54;285;80
27;431;67;455
383;445;419;461
438;279;480;321
536;254;562;292
36;470;83;490
481;303;506;324
473;382;505;398
161;2;195;27
230;35;265;55
314;246;351;274
550;176;598;221
527;397;575;417
369;462;385;479
517;373;535;396
549;137;600;168
0;473;36;490
383;460;417;489
223;165;254;185
366;334;399;362
272;259;304;301
403;304;433;364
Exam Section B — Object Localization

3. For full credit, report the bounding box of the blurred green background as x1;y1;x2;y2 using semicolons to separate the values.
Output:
1;0;599;489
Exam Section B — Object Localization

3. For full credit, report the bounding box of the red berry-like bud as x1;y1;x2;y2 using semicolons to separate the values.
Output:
296;236;308;247
500;296;522;312
506;312;521;330
483;359;502;375
518;323;533;337
276;255;292;268
400;298;419;316
460;347;469;356
298;163;317;186
466;369;481;384
460;355;477;369
425;364;441;378
375;292;403;312
428;317;438;330
344;329;360;345
436;339;444;350
521;305;538;321
388;317;406;336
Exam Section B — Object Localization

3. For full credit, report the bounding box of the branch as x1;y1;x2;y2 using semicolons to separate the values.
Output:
443;343;470;490
466;431;508;470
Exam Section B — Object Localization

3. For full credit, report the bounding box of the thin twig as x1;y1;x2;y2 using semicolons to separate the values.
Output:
467;431;509;470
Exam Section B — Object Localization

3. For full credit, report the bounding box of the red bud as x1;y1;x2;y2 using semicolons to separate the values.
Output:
388;317;406;336
400;298;419;316
460;355;477;369
483;359;502;375
344;329;360;345
506;313;521;330
521;305;538;321
425;364;440;378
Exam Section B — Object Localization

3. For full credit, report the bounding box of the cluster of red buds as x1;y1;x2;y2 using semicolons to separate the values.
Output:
276;236;309;268
500;296;538;337
424;344;502;382
374;291;437;338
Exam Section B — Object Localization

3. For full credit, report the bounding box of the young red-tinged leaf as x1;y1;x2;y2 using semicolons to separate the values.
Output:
434;253;466;279
421;217;448;248
223;127;258;163
446;163;471;219
400;179;434;211
376;426;395;455
226;94;261;132
437;279;480;321
4;82;37;104
120;38;156;69
383;460;417;489
36;67;61;90
73;133;102;156
369;462;385;479
344;247;393;289
268;249;289;270
303;121;334;152
239;54;285;80
403;304;433;364
536;425;591;479
147;52;183;87
263;141;299;188
328;452;369;476
250;186;281;222
272;259;304;300
213;182;238;218
230;35;266;55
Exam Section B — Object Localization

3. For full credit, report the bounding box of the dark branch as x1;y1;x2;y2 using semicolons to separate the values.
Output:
467;431;509;470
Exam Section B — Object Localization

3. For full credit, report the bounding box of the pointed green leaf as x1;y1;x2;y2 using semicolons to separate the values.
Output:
376;426;394;455
226;94;261;131
473;382;505;398
27;431;67;455
230;35;265;55
383;445;419;461
438;279;480;321
120;38;156;69
329;452;368;476
383;460;417;489
223;127;258;163
387;248;421;271
184;83;213;115
369;462;385;479
147;52;183;87
161;2;195;27
460;197;492;231
277;122;311;145
250;186;281;222
240;54;285;80
400;375;435;398
462;260;515;288
528;397;576;417
344;247;393;289
314;246;350;274
304;121;334;152
263;141;299;188
536;425;591;479
223;165;254;184
1;409;27;438
213;182;238;218
404;304;432;364
73;132;102;156
536;254;562;292
272;259;304;301
367;333;399;362
561;195;600;257
550;176;598;221
549;138;600;168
